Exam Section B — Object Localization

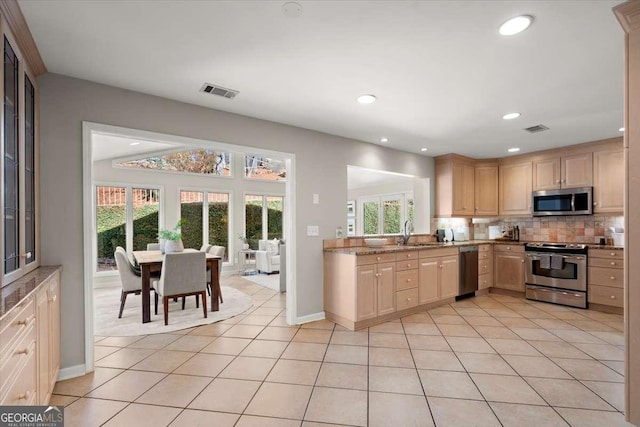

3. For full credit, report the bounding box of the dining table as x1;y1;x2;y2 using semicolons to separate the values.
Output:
132;249;222;323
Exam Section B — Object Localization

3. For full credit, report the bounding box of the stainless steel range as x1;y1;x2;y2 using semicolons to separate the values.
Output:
524;242;588;308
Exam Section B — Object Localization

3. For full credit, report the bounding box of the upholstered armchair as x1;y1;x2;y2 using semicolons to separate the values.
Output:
255;239;281;274
153;252;208;325
114;247;144;318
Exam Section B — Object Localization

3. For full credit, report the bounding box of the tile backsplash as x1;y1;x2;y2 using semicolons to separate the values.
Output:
432;216;624;244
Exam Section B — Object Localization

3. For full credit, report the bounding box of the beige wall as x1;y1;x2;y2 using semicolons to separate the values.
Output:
37;73;435;370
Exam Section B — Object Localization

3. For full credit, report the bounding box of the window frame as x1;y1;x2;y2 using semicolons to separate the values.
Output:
178;187;233;265
112;149;235;179
242;154;287;183
243;192;285;247
93;182;164;276
357;191;413;236
1;28;40;285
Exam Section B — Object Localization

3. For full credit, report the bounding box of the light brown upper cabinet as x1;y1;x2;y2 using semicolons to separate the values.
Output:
499;161;532;215
435;155;475;217
533;153;593;191
474;164;498;216
593;148;624;214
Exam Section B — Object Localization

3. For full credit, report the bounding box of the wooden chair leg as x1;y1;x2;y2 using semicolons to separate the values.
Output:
181;297;186;310
195;294;199;308
154;292;158;316
163;296;169;325
118;290;127;318
216;282;223;304
202;291;208;319
206;283;211;296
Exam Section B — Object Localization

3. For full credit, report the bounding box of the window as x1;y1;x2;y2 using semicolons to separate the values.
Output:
117;149;232;176
244;194;284;248
244;155;286;181
95;185;161;272
180;190;230;261
4;38;19;274
2;36;38;282
359;193;413;236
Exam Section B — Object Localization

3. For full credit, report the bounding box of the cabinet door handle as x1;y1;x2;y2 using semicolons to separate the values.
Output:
610;276;616;280
610;253;616;256
521;259;525;263
376;256;381;261
16;315;34;326
49;294;57;303
594;202;598;206
611;262;616;266
17;390;31;401
406;278;412;283
611;295;616;299
16;347;30;356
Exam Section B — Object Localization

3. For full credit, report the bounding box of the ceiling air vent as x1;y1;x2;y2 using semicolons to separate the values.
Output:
200;83;239;99
524;124;549;133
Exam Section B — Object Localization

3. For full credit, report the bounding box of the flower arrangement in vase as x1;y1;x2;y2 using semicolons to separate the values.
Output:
159;220;185;253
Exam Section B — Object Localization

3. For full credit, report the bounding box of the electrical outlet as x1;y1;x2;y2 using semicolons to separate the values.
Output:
307;225;319;236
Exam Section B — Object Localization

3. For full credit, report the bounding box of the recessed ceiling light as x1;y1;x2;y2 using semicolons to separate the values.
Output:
380;137;389;143
502;112;521;120
420;148;428;152
499;15;533;36
129;142;140;146
508;147;520;153
357;94;376;104
619;127;625;132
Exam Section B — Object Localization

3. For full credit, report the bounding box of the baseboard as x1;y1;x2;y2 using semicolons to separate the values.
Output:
57;364;87;381
295;311;326;325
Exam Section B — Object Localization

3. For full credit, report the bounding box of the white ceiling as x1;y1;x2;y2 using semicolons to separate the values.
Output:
21;1;624;159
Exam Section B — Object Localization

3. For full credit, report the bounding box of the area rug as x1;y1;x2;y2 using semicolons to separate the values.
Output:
94;285;253;336
242;273;281;292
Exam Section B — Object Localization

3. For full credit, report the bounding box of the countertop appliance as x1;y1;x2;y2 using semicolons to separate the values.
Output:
524;242;588;308
459;246;478;297
532;187;593;216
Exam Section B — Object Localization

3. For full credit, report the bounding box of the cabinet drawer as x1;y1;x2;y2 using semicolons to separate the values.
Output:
589;285;623;308
396;288;419;311
396;251;419;261
396;269;419;291
479;245;491;253
589;249;624;260
419;247;458;259
494;244;524;253
0;349;36;405
479;251;492;260
0;298;35;361
589;267;623;288
0;327;35;393
396;259;419;271
479;259;492;274
589;257;623;269
479;271;493;289
357;253;396;265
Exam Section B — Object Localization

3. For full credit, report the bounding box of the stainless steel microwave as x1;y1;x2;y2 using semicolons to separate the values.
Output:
531;187;593;216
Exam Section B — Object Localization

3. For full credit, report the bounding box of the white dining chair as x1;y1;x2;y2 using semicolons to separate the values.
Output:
114;247;147;318
152;252;207;325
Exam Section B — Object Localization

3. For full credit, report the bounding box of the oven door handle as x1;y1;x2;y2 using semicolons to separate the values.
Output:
525;253;584;261
532;287;583;298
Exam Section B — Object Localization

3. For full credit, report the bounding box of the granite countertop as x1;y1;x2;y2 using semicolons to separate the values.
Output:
324;239;527;255
1;266;62;318
325;240;624;256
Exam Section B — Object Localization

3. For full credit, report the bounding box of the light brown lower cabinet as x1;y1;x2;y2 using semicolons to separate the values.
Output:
493;245;525;292
324;248;459;330
419;248;459;304
478;244;493;290
588;249;624;308
0;268;61;406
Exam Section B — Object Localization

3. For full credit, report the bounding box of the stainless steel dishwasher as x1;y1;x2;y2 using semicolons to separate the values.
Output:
459;246;479;297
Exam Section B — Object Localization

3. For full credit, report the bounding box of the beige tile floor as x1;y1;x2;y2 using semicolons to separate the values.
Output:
52;275;632;426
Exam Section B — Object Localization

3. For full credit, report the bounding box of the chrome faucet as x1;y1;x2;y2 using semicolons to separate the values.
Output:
402;220;413;245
